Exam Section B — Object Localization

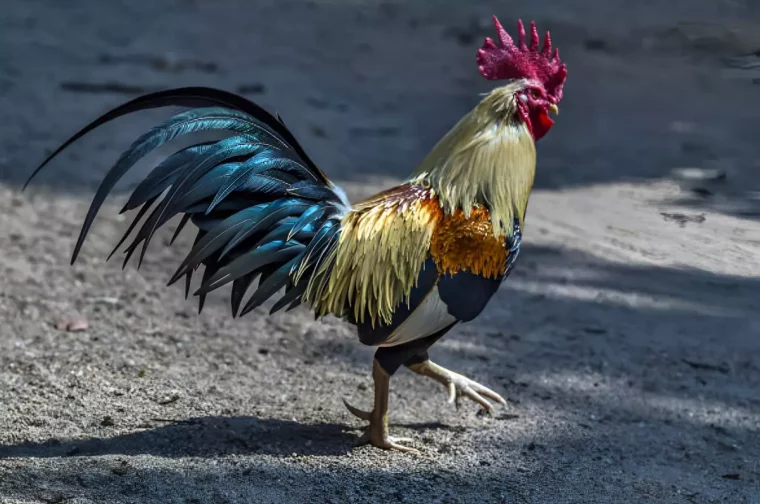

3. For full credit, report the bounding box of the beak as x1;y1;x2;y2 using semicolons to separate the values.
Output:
548;103;559;116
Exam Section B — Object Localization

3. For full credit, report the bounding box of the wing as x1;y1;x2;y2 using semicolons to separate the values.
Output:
306;182;443;328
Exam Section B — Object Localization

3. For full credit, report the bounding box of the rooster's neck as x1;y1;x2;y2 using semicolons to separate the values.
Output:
410;83;537;239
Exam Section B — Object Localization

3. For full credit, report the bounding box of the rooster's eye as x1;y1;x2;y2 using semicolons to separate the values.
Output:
530;89;541;99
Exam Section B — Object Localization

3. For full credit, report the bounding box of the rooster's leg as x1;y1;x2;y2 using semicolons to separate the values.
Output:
343;325;458;453
342;358;419;453
407;360;506;413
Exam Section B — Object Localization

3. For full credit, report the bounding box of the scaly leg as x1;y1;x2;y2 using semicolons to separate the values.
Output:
407;360;507;413
343;359;419;453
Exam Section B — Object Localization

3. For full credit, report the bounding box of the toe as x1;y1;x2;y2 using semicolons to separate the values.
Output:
446;382;456;403
463;387;495;412
387;438;420;454
470;382;507;405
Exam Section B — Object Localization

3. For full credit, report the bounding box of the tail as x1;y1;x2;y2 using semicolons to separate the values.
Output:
25;87;350;317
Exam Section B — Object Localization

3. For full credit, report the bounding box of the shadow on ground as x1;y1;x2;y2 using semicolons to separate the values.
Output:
1;457;516;504
0;416;354;459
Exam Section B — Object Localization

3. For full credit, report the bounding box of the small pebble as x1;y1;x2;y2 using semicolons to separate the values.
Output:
56;314;88;332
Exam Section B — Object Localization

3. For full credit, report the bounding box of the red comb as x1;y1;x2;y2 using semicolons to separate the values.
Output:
477;16;567;102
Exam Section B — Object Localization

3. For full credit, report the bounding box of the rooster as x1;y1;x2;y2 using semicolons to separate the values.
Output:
25;16;567;453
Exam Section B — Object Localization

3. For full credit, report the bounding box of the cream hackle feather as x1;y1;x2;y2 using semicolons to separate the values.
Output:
412;80;537;239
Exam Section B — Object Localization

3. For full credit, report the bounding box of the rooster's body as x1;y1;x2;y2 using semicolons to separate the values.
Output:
26;17;567;452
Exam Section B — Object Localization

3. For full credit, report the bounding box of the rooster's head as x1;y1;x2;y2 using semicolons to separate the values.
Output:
477;17;568;141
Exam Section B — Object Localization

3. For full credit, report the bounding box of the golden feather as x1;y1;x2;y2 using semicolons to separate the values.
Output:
303;184;442;327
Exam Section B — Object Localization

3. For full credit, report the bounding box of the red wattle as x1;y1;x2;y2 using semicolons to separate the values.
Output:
532;109;555;141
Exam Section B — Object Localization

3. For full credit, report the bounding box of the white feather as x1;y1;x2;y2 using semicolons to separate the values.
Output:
378;287;457;347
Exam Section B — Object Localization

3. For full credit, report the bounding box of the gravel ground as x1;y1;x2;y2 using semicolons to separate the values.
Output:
1;1;760;503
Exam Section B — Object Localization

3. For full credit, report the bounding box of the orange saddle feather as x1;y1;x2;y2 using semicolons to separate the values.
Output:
430;206;509;279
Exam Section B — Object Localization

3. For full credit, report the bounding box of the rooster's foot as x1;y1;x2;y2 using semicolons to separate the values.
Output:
343;399;418;453
407;360;507;413
342;359;420;454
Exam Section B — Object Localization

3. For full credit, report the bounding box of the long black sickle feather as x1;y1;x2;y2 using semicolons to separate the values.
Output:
23;87;325;190
22;87;329;266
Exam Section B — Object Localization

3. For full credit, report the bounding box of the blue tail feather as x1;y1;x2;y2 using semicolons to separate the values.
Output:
196;242;305;296
240;255;305;316
170;214;192;246
288;205;327;240
231;271;257;317
184;230;205;299
121;142;217;213
108;194;159;262
269;278;308;314
26;87;349;318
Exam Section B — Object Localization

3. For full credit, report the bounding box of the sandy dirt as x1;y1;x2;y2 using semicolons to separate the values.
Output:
1;1;760;503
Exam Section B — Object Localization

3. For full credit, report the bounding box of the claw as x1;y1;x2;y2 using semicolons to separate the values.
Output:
355;430;419;453
342;398;372;421
465;388;493;412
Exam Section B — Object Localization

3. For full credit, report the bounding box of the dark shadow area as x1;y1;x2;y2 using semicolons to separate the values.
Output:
0;417;485;461
0;414;755;503
2;0;759;223
0;416;355;459
0;457;516;504
668;177;760;221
